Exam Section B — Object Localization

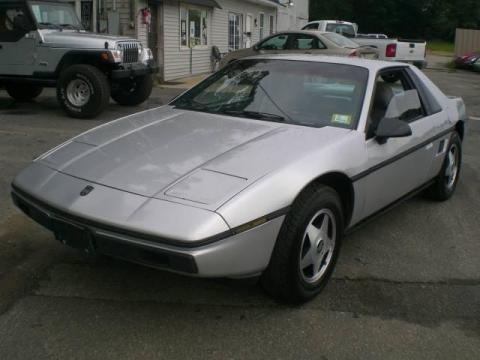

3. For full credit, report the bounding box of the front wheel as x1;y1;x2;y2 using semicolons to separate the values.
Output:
111;75;153;106
261;185;344;304
57;64;110;119
425;131;462;201
6;84;43;101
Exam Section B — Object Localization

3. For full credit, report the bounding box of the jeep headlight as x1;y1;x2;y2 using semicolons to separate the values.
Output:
139;46;153;63
110;49;123;63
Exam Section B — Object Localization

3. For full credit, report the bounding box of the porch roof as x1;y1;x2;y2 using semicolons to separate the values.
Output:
183;0;222;8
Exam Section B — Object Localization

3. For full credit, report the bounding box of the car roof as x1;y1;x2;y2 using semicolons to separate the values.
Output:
237;54;410;72
270;30;330;36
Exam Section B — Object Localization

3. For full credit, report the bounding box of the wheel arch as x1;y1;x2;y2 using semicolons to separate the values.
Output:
455;119;465;141
296;172;355;227
55;51;112;77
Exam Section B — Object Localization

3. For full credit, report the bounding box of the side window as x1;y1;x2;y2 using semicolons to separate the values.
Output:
367;69;425;138
290;34;322;50
302;23;319;30
257;34;289;50
406;68;442;115
0;5;32;42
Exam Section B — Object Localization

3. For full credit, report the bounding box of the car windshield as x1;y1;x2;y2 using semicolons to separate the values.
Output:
325;23;356;38
29;1;82;29
172;59;368;129
323;32;359;48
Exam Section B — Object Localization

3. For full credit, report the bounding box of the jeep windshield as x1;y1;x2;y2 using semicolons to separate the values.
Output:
172;59;368;129
29;1;82;30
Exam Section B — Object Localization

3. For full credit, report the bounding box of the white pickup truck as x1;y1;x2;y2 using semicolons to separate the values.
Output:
302;20;427;68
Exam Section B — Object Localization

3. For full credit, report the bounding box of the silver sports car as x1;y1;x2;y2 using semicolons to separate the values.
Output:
11;55;467;303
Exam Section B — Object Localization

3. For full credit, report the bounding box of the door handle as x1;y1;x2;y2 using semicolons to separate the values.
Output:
0;45;2;49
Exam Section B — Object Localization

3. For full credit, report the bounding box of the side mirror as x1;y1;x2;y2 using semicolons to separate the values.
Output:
252;44;259;51
13;14;31;33
375;117;412;144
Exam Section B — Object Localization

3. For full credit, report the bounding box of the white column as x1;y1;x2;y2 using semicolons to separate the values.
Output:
75;0;81;19
92;0;97;32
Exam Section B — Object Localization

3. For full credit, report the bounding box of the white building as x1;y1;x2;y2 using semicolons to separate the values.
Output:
69;0;309;80
276;0;309;31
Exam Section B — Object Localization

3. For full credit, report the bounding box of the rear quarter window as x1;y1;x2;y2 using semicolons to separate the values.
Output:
406;68;443;115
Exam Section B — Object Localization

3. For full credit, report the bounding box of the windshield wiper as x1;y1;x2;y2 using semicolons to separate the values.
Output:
221;109;286;122
38;22;61;30
60;23;81;30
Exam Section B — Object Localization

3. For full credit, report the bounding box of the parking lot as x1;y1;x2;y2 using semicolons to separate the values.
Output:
0;67;479;359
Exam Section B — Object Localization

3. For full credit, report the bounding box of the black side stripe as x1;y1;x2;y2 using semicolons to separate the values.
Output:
351;127;454;182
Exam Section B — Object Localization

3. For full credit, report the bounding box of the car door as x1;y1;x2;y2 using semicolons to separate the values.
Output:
0;2;36;75
281;33;327;55
256;33;290;55
357;67;442;217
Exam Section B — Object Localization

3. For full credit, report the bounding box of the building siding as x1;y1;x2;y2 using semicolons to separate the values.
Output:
95;0;309;80
162;0;277;80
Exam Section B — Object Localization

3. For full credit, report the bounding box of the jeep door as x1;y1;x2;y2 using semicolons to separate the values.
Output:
0;2;36;75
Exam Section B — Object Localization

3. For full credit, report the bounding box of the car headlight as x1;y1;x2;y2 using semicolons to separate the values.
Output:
139;46;153;63
110;48;123;63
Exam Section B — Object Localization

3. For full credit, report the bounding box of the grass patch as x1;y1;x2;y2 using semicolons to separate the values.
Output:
428;41;455;53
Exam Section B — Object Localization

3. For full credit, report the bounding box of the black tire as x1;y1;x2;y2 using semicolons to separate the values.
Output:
6;84;43;101
111;75;153;106
261;185;344;304
56;64;110;119
425;131;462;201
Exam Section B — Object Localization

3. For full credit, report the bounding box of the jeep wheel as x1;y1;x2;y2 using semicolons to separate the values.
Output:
6;84;43;102
111;75;153;106
57;64;110;119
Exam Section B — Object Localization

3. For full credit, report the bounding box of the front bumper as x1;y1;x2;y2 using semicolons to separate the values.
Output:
11;186;283;278
111;60;158;79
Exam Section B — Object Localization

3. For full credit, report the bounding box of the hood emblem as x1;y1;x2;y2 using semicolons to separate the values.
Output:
80;185;94;197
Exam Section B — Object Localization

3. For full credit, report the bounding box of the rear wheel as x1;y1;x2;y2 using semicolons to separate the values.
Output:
111;75;153;106
57;64;110;119
425;132;462;201
6;84;43;101
261;185;343;304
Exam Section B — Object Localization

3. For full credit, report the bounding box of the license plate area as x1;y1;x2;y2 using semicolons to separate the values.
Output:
53;218;91;251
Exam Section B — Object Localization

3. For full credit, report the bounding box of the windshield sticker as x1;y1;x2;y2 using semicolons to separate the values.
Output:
331;114;352;125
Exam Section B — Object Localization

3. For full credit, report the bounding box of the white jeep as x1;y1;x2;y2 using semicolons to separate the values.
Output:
0;0;157;118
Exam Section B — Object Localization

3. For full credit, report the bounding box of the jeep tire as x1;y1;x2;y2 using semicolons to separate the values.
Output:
6;84;43;102
111;75;153;106
57;64;110;119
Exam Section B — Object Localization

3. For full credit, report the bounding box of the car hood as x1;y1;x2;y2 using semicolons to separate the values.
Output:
41;30;137;49
38;106;351;208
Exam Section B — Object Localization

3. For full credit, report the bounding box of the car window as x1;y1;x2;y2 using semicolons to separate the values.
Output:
325;23;356;38
0;4;32;42
290;34;325;50
257;34;289;50
172;59;369;130
406;68;442;115
367;69;425;138
322;32;359;48
302;23;319;30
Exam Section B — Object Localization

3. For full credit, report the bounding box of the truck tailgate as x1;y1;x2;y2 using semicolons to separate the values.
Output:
396;40;426;62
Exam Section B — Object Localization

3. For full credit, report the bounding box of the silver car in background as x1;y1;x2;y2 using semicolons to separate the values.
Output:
220;31;378;68
12;56;466;304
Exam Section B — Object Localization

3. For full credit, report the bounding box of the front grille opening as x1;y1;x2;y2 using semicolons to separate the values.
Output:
120;42;139;63
138;249;170;267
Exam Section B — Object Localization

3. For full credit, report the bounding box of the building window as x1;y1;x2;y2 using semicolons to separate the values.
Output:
269;15;275;35
228;12;242;51
180;5;208;48
259;13;265;39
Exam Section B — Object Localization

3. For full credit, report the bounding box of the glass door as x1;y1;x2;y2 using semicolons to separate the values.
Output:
228;12;242;51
